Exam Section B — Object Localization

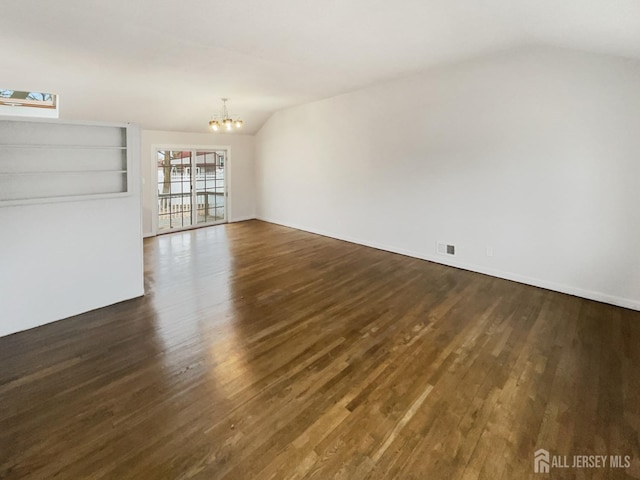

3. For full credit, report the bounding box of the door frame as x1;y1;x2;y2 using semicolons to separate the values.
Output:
151;144;231;236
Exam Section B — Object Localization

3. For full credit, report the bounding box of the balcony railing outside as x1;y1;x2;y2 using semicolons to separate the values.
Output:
158;191;225;230
157;169;225;230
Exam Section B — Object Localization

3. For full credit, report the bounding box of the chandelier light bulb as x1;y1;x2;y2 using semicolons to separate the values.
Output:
208;99;244;132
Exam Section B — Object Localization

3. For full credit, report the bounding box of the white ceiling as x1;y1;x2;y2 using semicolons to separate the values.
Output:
2;0;639;134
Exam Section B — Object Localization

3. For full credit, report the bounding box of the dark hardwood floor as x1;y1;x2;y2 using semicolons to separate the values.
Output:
1;220;639;479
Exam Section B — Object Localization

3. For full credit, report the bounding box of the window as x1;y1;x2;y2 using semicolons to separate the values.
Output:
0;89;59;118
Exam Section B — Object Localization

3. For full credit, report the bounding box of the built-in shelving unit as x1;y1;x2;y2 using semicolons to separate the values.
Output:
0;119;132;206
0;118;143;337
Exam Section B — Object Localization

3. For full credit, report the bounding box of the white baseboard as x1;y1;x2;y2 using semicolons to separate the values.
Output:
229;215;256;223
256;216;640;312
142;216;255;238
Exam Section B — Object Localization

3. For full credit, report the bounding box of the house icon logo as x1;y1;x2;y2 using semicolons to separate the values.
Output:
535;448;550;473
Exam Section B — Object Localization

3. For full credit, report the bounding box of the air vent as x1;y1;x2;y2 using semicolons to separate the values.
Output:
437;241;456;256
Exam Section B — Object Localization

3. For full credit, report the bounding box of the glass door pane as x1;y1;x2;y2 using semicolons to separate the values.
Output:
157;150;192;231
195;150;226;225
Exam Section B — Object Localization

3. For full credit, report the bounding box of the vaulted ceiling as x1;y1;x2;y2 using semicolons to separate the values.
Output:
2;0;639;134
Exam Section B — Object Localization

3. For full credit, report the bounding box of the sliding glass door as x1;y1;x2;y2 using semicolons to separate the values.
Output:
157;149;226;233
194;151;226;226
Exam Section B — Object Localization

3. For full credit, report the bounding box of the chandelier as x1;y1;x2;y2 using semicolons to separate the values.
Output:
208;98;243;132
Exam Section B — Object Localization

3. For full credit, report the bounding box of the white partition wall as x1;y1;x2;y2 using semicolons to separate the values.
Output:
0;118;144;337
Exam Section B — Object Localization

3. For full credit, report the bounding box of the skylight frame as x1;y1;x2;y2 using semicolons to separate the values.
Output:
0;89;59;118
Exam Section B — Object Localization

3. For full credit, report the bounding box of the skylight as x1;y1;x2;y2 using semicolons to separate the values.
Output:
0;89;59;118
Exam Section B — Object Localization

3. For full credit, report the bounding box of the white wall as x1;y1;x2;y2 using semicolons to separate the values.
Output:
141;130;255;236
0;123;144;337
255;46;640;310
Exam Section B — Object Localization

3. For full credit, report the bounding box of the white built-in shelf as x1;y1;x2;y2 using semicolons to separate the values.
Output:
0;119;132;206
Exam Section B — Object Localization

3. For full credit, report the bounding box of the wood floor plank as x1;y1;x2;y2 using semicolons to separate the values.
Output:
1;220;639;479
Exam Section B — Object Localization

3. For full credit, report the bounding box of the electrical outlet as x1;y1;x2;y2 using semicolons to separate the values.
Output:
486;247;494;257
